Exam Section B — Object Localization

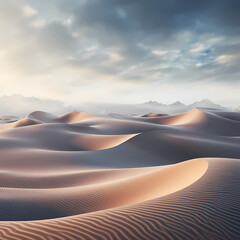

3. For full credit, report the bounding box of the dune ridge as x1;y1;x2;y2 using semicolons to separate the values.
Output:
0;159;208;221
0;158;239;240
0;108;239;239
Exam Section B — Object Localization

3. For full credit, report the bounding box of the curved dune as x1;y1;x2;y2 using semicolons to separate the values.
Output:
2;108;239;134
0;111;99;131
28;111;58;123
0;159;208;221
0;109;239;239
14;116;42;128
211;110;240;121
128;108;240;136
58;111;98;123
73;133;138;151
126;108;205;125
0;117;41;131
0;158;238;239
141;113;169;117
135;108;240;125
0;123;138;151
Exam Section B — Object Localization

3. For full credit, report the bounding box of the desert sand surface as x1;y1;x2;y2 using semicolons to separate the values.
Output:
0;108;239;239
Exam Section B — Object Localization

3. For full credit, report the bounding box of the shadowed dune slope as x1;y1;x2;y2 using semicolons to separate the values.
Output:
28;111;58;123
141;113;169;117
0;123;138;151
0;109;239;239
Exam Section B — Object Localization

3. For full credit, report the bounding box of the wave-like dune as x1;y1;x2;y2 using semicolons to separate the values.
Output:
141;113;169;117
0;108;239;239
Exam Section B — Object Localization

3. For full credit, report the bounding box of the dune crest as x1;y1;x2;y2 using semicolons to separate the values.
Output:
28;111;58;123
58;111;98;123
0;116;41;131
133;108;206;125
0;159;208;221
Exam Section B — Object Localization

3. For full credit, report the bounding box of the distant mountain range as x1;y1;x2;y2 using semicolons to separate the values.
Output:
144;99;224;109
0;94;70;116
0;94;233;117
140;99;226;114
79;99;229;115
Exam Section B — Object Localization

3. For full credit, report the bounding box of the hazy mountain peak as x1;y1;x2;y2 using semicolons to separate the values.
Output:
193;99;213;104
144;101;162;105
189;99;224;110
171;101;186;106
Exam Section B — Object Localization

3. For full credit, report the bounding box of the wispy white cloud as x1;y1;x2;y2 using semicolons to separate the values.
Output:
22;5;37;17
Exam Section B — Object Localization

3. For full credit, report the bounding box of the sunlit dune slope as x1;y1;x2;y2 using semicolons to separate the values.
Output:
0;159;208;221
0;158;239;239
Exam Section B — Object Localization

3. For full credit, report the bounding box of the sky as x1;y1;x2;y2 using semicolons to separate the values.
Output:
0;0;240;108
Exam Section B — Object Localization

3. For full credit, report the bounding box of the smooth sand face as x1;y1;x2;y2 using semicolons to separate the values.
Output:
0;108;239;239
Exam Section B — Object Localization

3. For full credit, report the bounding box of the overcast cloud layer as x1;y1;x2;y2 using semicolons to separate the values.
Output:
0;0;239;107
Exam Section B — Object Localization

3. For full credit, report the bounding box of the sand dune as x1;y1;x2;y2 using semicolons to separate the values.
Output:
0;108;239;239
58;111;98;123
141;113;169;117
0;159;208;221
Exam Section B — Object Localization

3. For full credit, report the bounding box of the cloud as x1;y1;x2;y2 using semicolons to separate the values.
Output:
22;5;38;17
215;54;240;64
56;0;240;84
0;0;239;107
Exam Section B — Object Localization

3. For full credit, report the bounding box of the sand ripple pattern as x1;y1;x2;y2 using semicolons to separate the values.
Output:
0;159;239;239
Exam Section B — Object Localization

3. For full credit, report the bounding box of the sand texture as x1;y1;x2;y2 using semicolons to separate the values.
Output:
0;108;239;239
